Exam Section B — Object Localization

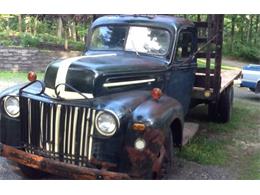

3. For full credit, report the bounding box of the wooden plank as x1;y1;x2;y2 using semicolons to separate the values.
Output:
220;69;241;93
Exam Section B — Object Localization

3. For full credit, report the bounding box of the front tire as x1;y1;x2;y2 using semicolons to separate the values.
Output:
154;129;173;179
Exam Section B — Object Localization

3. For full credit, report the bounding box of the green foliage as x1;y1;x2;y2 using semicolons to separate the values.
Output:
0;31;85;51
223;41;260;62
0;14;259;61
20;33;40;47
207;99;259;133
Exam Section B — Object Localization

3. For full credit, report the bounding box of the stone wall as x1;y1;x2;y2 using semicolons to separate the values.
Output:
0;46;82;72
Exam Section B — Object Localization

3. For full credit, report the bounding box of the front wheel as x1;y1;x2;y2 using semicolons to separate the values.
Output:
154;129;173;179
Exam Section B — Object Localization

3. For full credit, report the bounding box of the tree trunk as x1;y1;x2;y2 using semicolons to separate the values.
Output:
255;15;259;44
64;28;68;50
18;15;22;33
239;15;245;42
57;16;63;39
25;16;31;33
230;15;236;52
247;15;254;44
33;15;38;36
71;20;77;41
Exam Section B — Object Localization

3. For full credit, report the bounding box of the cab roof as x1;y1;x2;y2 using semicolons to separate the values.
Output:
92;15;195;32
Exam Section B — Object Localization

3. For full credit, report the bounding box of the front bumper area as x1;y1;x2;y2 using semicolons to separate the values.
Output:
0;143;130;179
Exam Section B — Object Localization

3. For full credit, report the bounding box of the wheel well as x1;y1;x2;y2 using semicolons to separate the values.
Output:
170;119;183;148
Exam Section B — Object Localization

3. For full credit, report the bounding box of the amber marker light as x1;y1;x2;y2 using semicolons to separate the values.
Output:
28;71;37;81
151;88;162;101
132;123;146;132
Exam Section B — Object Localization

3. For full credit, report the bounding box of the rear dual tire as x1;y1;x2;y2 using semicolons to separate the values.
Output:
208;85;234;123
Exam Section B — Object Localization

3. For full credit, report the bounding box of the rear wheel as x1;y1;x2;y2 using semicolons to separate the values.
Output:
219;85;233;123
18;164;48;179
208;85;234;123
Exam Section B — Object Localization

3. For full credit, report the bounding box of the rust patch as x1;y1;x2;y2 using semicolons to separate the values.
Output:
126;128;165;178
0;143;130;180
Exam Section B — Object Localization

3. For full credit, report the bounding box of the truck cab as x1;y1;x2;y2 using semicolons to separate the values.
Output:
0;15;199;179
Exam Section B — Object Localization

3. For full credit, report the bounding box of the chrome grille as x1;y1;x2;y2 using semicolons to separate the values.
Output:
20;96;96;166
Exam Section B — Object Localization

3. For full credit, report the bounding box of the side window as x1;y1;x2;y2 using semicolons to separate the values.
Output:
175;30;193;62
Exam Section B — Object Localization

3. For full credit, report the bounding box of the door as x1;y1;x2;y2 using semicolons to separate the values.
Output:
166;27;197;115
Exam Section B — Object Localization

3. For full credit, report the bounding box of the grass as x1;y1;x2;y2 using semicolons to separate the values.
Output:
0;71;44;82
177;135;228;165
207;100;259;133
178;98;260;172
240;152;260;180
197;59;241;71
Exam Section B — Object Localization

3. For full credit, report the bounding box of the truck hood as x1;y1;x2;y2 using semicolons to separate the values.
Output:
44;52;167;97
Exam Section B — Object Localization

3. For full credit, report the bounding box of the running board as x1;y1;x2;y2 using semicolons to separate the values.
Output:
182;122;199;146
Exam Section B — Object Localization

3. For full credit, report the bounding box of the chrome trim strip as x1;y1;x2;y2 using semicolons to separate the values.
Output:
103;78;155;88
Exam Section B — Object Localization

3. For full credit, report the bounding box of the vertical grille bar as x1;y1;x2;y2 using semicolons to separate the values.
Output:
88;110;96;160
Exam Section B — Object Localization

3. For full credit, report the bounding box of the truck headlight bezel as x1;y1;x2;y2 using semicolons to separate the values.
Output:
3;96;20;118
95;110;119;136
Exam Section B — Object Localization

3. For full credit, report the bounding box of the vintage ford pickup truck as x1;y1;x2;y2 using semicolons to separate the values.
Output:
0;15;240;179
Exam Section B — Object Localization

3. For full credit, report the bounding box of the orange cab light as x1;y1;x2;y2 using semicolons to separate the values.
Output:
151;88;162;101
28;71;37;81
132;123;146;132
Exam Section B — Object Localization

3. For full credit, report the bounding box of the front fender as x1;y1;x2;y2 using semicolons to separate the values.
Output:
132;95;184;130
121;95;184;178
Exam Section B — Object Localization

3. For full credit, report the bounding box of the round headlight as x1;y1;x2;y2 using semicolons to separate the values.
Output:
95;111;118;136
4;96;20;118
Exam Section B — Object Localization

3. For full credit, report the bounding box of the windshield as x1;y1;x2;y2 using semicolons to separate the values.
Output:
90;26;171;56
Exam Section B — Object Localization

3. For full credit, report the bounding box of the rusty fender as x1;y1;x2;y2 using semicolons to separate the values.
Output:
126;129;166;178
0;143;130;180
